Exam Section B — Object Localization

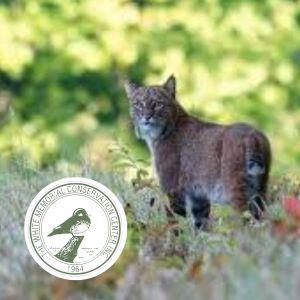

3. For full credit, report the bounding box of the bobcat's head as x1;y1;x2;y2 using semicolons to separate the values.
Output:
124;75;180;143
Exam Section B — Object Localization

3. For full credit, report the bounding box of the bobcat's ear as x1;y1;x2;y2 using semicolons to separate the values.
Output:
163;75;176;98
124;80;139;99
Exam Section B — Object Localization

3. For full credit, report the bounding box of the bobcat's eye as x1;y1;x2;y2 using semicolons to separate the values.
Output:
134;102;143;111
154;103;163;110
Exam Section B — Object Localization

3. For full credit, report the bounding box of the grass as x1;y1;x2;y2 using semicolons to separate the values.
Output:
1;159;300;300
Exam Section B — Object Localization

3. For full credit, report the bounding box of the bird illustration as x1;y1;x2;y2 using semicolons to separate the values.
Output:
48;208;91;237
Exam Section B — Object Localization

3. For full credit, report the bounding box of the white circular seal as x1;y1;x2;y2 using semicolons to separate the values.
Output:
24;177;127;280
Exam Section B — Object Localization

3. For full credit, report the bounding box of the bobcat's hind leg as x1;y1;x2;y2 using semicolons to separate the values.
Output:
248;194;265;220
225;170;267;220
224;169;249;214
245;171;268;220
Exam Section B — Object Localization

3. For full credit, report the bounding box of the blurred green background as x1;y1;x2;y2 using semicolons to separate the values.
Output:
0;0;300;176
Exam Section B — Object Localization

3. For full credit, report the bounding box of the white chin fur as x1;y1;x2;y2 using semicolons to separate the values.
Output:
138;124;163;141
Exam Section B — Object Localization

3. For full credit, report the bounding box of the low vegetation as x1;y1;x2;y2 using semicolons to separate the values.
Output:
1;158;300;300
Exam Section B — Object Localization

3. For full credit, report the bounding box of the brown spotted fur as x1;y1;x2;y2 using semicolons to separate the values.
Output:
124;75;271;228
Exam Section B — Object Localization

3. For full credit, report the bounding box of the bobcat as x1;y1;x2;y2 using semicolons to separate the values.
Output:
124;75;271;228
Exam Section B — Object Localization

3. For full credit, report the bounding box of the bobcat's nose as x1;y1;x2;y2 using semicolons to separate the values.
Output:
142;116;153;124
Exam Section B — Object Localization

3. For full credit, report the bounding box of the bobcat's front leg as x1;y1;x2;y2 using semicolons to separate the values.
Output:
165;188;211;230
186;185;211;229
164;190;186;233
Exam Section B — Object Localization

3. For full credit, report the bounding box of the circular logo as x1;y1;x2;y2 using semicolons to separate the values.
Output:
24;177;127;280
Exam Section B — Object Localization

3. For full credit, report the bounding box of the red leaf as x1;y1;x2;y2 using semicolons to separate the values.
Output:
282;197;300;222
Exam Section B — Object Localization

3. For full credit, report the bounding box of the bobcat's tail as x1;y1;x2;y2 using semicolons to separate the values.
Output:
247;152;265;176
244;132;271;219
245;133;270;177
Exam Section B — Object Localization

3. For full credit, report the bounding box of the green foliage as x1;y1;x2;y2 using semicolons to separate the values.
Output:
0;0;300;175
109;139;150;185
1;160;300;299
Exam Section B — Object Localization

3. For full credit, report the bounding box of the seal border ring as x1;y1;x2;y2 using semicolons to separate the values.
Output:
24;177;127;280
31;184;118;272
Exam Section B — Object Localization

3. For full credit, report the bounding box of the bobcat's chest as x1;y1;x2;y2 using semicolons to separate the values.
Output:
143;136;158;178
152;137;181;193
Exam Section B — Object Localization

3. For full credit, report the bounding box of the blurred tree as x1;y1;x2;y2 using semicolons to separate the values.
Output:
0;0;299;175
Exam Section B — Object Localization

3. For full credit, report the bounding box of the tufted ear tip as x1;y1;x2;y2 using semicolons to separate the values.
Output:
168;74;176;81
124;79;139;98
163;75;176;97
